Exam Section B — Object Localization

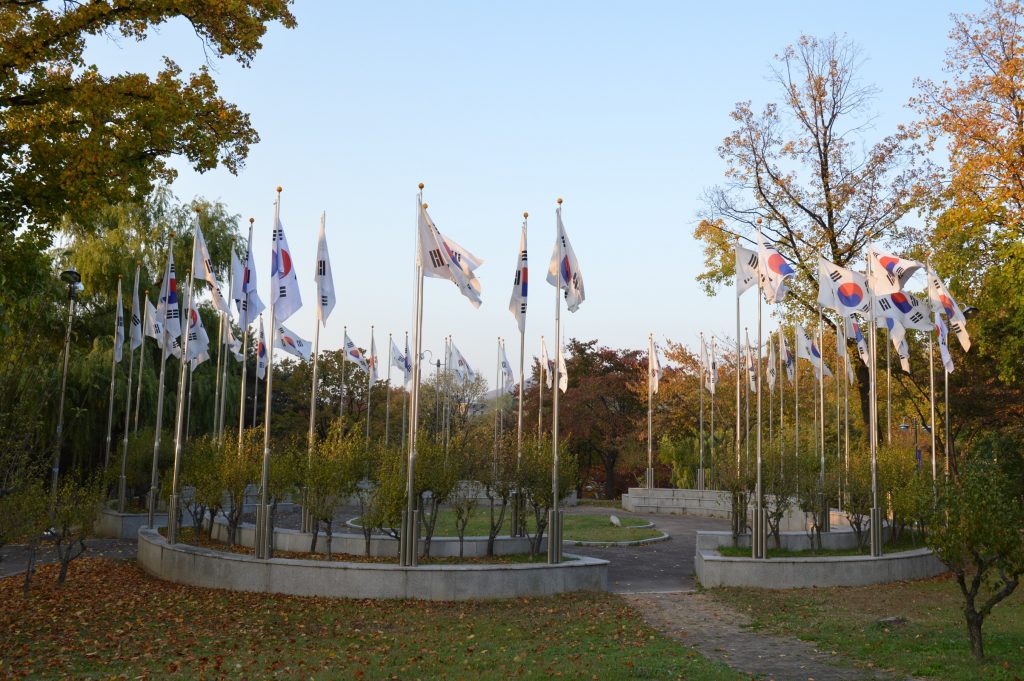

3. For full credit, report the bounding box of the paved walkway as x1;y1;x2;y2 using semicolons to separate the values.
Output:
624;590;914;681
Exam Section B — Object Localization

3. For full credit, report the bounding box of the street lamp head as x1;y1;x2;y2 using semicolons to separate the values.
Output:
899;423;910;430
60;268;81;286
962;305;979;320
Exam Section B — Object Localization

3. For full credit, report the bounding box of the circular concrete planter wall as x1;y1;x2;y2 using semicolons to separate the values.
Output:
137;528;607;600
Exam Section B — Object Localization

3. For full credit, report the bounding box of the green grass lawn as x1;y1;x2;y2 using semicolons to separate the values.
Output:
356;509;662;543
710;575;1024;680
2;557;744;680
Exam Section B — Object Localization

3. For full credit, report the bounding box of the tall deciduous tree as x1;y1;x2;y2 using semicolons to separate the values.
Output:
695;34;927;430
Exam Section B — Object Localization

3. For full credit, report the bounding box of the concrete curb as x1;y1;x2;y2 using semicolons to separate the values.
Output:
137;528;608;600
567;530;670;547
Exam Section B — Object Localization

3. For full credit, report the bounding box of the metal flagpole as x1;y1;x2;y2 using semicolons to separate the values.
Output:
256;188;282;559
929;320;937;484
887;327;892;443
400;183;426;567
744;327;750;476
119;266;139;512
944;365;950;478
494;337;500;489
252;371;260;427
710;337;716;487
217;245;235;443
646;333;654;489
147;234;174;528
237;218;254;445
548;198;565;565
835;321;841;511
868;235;882;557
213;310;224;438
538;336;545;446
779;330;784;482
134;289;148;434
104;276;123;470
515;244;527;535
768;332;773;463
185;359;193;440
303;248;323;534
366;325;374;446
753;252;765;559
167;258;195;545
385;332;392;447
794;326;800;497
699;332;705;491
818;305;828;532
736;242;742;479
340;325;348;419
401;331;408;448
844;326;850;502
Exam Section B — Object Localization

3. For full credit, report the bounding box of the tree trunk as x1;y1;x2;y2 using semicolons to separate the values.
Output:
966;610;985;660
22;537;39;598
603;452;618;500
325;520;332;559
310;521;319;553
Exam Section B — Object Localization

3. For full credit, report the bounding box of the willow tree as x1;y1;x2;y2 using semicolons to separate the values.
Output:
695;34;928;428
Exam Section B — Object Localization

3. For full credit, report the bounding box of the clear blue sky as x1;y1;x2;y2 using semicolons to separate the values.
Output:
85;1;971;379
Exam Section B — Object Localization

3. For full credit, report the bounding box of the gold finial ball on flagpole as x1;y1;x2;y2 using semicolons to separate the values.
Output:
423;203;428;209
169;231;176;238
249;217;255;225
756;218;762;225
557;197;563;205
118;274;122;279
136;259;142;266
276;186;282;194
418;182;425;190
523;211;529;218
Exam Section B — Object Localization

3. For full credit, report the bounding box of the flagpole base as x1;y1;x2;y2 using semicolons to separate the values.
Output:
167;493;179;545
399;508;419;566
644;467;655;489
255;503;272;559
146;485;159;528
697;468;705;491
546;509;563;564
298;489;313;533
870;507;883;557
752;505;768;559
117;475;127;514
817;492;831;533
510;491;521;538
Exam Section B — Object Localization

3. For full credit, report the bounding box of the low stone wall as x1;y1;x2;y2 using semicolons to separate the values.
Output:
94;508;166;539
621;488;732;518
695;535;945;589
210;516;536;558
137;528;607;600
697;527;890;553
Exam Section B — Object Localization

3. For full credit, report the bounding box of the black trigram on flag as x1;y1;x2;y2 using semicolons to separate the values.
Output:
746;253;758;268
829;269;843;283
518;302;526;314
514;271;522;286
951;321;965;336
204;258;213;273
321;295;329;307
878;298;892;312
131;313;141;326
272;227;282;240
428;248;444;268
318;260;326;277
279;285;288;298
909;311;924;325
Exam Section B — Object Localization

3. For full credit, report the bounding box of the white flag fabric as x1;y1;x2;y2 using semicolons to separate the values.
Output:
368;333;379;383
315;216;336;324
343;333;370;373
756;231;795;303
501;342;516;392
191;223;231;315
700;336;713;394
836;324;855;386
191;350;210;373
874;290;932;332
935;313;955;373
735;245;758;296
509;220;528;334
448;342;476;384
145;297;163;347
114;279;125;362
540;338;553;390
744;329;757;393
418;200;483;308
880;317;911;373
240;225;266;327
927;267;971;352
403;336;413;383
271;217;302;323
390;339;410;384
709;338;719;394
275;324;312;361
557;343;568;393
129;272;143;351
847;317;870;367
156;249;181;341
867;244;923;296
230;248;244;313
780;330;795;384
767;332;777;391
256;317;268;380
169;291;209;362
649;337;662;394
224;322;244;362
546;205;585;313
817;256;870;316
796;324;833;378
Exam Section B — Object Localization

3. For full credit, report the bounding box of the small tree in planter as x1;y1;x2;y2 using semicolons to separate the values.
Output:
843;446;873;549
49;473;105;585
519;436;576;557
761;440;792;549
221;427;261;546
266;434;303;557
416;436;460;557
483;431;517;556
306;422;360;555
180;435;220;537
711;443;753;545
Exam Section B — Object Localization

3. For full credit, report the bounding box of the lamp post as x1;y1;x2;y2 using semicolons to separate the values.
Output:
50;267;82;510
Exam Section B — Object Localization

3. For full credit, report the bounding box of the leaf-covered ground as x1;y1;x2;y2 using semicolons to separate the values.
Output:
1;557;744;680
711;574;1024;680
